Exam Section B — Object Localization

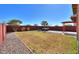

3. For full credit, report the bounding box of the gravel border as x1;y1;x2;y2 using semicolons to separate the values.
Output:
0;33;33;54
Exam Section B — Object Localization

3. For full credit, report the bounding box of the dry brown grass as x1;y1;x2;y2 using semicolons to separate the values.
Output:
15;31;77;54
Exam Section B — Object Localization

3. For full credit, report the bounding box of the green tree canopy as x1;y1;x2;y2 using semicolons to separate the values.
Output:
34;24;38;26
26;24;32;26
41;21;48;26
7;19;22;26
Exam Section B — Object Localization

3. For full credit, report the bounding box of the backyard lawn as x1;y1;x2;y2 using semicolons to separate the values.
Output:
15;31;77;54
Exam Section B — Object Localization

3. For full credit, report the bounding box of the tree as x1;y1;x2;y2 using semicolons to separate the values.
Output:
41;21;49;31
7;19;22;32
41;21;48;26
54;25;59;27
34;24;38;26
26;24;32;26
7;19;22;25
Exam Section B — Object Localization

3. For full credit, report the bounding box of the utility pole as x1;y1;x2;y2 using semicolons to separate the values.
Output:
77;4;79;54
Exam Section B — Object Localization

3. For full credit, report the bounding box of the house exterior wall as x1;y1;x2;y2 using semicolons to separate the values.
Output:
0;24;6;44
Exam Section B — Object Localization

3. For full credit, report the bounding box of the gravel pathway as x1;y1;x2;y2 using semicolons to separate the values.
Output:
0;33;32;54
47;31;77;38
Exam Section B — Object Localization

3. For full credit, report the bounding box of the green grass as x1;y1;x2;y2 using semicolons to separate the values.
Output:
15;31;77;54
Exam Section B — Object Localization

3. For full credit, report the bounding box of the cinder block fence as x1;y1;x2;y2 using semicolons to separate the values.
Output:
0;24;6;44
6;25;76;32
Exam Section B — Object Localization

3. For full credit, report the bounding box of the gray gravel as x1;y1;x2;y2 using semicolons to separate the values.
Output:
47;31;77;38
0;33;32;54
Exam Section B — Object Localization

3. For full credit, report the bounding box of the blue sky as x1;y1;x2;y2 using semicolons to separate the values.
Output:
0;4;73;26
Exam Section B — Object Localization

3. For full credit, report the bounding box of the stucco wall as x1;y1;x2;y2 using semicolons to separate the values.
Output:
0;24;6;44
